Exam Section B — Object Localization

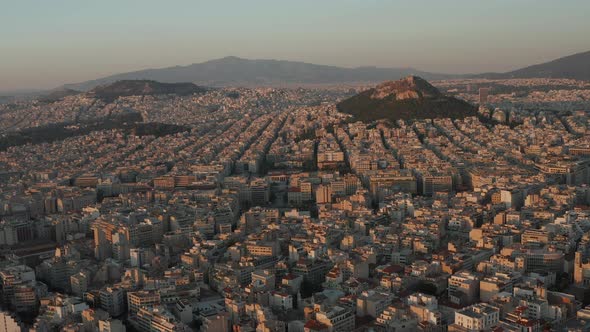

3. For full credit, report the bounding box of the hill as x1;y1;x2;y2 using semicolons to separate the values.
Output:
476;50;590;80
87;80;208;102
38;88;81;103
337;76;477;122
63;57;453;91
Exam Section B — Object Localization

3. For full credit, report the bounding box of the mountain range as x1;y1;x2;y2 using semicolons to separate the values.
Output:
38;88;80;103
58;50;590;91
337;76;477;122
472;50;590;80
63;56;450;91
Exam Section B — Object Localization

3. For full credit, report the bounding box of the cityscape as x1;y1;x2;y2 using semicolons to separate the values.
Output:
2;1;590;332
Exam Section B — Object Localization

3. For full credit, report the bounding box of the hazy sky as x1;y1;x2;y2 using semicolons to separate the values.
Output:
1;0;589;92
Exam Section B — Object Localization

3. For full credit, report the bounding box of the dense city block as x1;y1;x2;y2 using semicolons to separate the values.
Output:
1;76;590;332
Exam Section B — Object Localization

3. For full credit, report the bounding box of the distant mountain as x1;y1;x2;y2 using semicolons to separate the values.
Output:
337;76;477;122
38;88;81;103
50;50;590;92
476;50;590;80
87;80;208;102
63;56;454;91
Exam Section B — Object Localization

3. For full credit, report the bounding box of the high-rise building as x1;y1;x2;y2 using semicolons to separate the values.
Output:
316;184;332;204
93;220;117;260
448;271;480;306
99;287;126;317
479;87;490;104
422;173;453;195
0;265;43;314
249;179;270;206
70;271;89;297
127;290;161;315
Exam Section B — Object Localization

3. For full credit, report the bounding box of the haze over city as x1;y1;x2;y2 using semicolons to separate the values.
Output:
2;0;590;92
3;1;590;332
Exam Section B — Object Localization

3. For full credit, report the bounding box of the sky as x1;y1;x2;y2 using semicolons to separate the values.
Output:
1;0;589;92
